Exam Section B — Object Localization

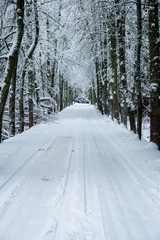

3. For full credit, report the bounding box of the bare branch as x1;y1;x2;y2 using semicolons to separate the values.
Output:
0;55;8;60
39;0;53;6
0;31;16;40
2;25;16;29
39;9;64;27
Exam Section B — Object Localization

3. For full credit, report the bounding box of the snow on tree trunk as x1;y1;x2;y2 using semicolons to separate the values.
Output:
116;1;127;126
19;0;39;133
109;10;119;121
135;0;142;140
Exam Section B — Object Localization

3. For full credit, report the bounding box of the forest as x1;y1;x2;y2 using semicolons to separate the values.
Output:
0;0;160;149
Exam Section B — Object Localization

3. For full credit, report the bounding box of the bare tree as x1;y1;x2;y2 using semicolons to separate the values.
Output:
0;0;24;142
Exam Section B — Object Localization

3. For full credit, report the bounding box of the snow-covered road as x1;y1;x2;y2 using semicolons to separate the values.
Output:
0;104;160;240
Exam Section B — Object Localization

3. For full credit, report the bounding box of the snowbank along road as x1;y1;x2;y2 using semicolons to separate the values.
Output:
0;104;160;240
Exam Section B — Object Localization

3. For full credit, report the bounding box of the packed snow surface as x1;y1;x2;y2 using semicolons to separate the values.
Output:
0;104;160;240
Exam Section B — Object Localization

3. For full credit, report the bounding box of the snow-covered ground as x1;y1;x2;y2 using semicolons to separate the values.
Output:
0;104;160;240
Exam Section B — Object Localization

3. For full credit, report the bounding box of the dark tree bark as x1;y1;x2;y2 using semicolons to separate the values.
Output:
50;39;58;107
0;0;24;142
91;79;96;105
95;59;103;114
69;86;73;106
64;81;69;108
128;84;136;133
46;18;51;97
9;57;18;136
148;0;160;149
28;67;34;128
116;0;127;125
102;24;109;115
109;10;119;121
59;74;64;111
128;108;136;133
19;69;25;133
135;0;142;139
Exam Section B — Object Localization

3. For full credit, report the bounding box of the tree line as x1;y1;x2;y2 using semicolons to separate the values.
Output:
0;0;160;150
88;0;160;149
0;0;75;142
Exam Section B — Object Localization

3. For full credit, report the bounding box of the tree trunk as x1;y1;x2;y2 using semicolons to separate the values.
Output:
128;108;136;133
59;74;64;111
96;60;103;114
19;0;39;133
28;67;34;128
46;18;51;97
135;0;142;139
9;57;18;136
109;10;119;121
69;86;73;106
116;0;127;125
148;0;160;149
19;69;25;133
102;28;109;115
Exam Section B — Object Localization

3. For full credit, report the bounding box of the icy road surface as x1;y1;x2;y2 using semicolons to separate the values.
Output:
0;104;160;240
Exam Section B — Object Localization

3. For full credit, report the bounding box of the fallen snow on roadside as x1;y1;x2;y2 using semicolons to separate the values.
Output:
0;104;160;240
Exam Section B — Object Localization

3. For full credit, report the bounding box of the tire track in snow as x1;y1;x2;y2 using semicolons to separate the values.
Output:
0;176;25;219
0;125;65;191
61;143;74;201
44;109;89;240
91;116;160;239
94;117;160;222
0;125;67;226
47;142;74;240
83;128;107;240
97;143;153;240
85;114;109;240
0;145;44;191
83;126;87;215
